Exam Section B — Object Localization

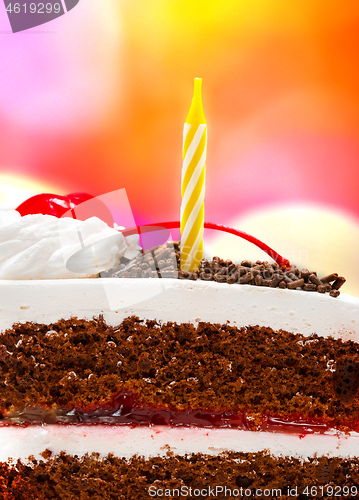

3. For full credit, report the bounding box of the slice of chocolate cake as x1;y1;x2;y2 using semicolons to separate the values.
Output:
1;278;359;498
1;212;359;498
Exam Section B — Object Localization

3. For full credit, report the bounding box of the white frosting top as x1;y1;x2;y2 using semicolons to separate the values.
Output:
0;211;140;279
1;278;359;341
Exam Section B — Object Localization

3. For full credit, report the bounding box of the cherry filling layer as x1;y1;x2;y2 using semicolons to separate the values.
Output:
2;392;357;434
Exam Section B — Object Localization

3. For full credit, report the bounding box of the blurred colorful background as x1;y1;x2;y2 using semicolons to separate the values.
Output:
1;0;359;294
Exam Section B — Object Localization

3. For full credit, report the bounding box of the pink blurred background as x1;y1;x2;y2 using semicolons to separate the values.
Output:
1;0;359;294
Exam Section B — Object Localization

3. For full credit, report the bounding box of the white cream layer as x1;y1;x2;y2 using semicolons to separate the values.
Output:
1;278;359;341
1;426;359;462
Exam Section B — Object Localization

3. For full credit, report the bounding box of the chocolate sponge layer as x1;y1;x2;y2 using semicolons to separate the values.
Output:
1;317;359;426
1;451;359;500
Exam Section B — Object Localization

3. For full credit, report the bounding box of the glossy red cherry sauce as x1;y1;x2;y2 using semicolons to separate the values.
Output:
16;192;114;226
3;391;358;434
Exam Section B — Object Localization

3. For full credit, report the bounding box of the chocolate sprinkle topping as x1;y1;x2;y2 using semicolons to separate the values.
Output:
101;242;346;297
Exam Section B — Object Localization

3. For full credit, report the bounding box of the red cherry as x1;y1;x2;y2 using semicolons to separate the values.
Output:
16;193;71;218
16;192;114;226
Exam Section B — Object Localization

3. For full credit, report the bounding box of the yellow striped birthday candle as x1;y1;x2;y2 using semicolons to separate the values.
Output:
180;78;207;272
